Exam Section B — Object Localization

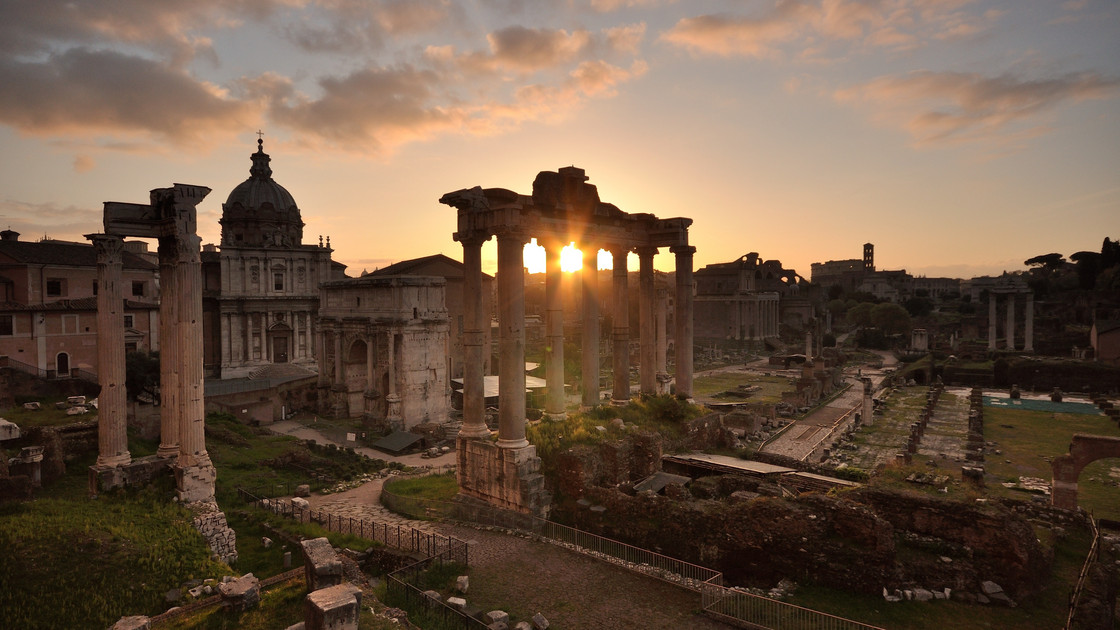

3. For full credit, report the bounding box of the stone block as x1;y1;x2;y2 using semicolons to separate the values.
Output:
422;590;441;602
295;484;311;497
447;596;467;609
488;623;508;630
292;497;310;510
111;615;151;630
912;588;933;602
262;536;273;548
218;573;261;612
301;538;342;591
284;551;292;568
486;610;510;624
456;575;469;593
532;612;549;629
305;583;361;630
513;623;533;630
0;418;20;440
21;402;40;411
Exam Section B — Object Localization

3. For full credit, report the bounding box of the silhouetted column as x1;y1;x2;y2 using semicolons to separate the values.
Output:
156;236;180;459
610;246;630;405
496;231;529;448
637;247;657;395
544;242;565;419
1006;293;1015;351
459;236;490;438
89;234;130;468
672;245;695;398
1024;292;1034;352
366;334;375;391
317;328;330;388
333;329;343;387
176;234;210;469
656;286;668;387
581;246;600;407
988;295;997;351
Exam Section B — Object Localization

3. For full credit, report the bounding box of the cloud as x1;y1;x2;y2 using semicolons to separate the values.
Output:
0;200;103;241
0;48;256;147
661;0;997;59
834;70;1119;146
485;26;594;71
73;155;96;173
280;0;459;53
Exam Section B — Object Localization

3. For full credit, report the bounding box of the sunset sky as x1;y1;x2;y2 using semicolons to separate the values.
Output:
0;1;1116;279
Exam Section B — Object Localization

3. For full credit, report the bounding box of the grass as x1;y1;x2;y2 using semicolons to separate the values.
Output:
384;473;459;501
692;372;791;403
2;398;97;427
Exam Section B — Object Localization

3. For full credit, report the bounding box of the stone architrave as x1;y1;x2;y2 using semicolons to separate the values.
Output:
88;234;131;468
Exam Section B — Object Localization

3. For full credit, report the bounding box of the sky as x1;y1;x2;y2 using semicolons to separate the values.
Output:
0;0;1117;280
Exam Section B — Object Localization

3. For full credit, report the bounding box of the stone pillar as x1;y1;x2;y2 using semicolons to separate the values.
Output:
317;328;330;388
89;234;130;467
988;294;997;351
1006;293;1015;351
610;246;630;405
671;245;695;398
1024;292;1034;352
656;286;668;392
385;331;401;425
459;236;490;438
544;242;565;419
176;234;210;471
496;231;529;448
637;247;657;395
333;330;344;388
156;236;180;459
365;334;375;391
805;330;813;359
581;246;600;407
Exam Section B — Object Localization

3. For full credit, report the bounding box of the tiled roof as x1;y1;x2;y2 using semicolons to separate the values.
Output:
369;253;491;280
0;240;157;270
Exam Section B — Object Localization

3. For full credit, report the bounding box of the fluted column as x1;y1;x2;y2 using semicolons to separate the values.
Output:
610;246;630;405
581;246;600;407
156;236;179;458
333;328;344;387
988;294;997;351
544;242;566;418
386;330;401;423
656;286;668;376
459;235;491;438
637;247;657;395
496;231;529;448
671;245;695;398
1006;293;1016;351
317;327;330;388
176;234;210;469
1024;292;1034;352
89;234;130;468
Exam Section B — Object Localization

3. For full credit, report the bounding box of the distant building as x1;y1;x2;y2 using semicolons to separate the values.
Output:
1090;319;1120;365
961;273;1029;302
812;243;958;303
0;231;159;376
694;252;803;340
201;139;345;379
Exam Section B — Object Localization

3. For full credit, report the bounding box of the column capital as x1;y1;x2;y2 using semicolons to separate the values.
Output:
86;233;125;263
670;244;696;256
634;246;659;259
455;231;492;248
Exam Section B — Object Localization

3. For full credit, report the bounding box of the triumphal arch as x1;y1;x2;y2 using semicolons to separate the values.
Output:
441;166;695;516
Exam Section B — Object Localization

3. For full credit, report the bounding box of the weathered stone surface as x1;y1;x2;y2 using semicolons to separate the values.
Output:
531;612;549;629
295;484;311;497
0;418;20;440
456;575;469;593
189;499;238;564
305;583;361;630
487;623;508;630
301;538;343;591
218;573;260;612
513;623;533;630
292;496;310;510
447;596;467;609
912;588;933;602
111;615;151;630
486;610;510;624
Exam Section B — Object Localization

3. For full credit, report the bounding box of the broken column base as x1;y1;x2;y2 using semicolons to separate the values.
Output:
456;436;550;519
175;462;217;503
88;455;173;496
305;583;362;630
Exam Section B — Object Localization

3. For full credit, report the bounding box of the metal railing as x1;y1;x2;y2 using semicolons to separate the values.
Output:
385;552;490;630
702;584;886;630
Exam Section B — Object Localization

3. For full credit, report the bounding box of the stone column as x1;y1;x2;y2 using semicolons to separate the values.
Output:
385;331;401;424
365;333;375;391
988;294;997;351
176;234;211;470
656;286;668;390
89;234;130;467
333;330;344;388
496;231;529;448
1024;292;1034;352
637;247;657;395
459;236;490;438
544;242;565;419
1006;293;1015;351
581;246;600;407
317;328;330;388
156;236;179;459
610;246;630;405
671;245;695;399
805;330;813;359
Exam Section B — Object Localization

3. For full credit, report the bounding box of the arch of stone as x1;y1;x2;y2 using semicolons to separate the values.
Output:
440;166;695;517
1051;434;1120;510
87;183;215;503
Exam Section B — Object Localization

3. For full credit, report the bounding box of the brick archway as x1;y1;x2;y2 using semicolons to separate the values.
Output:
1051;434;1120;510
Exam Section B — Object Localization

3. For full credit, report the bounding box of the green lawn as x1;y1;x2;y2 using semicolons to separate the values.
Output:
384;472;459;501
692;373;792;403
2;398;97;427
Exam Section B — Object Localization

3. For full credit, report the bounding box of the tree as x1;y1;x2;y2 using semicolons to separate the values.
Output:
125;351;160;401
903;296;933;318
871;302;912;336
848;302;875;328
1024;253;1065;269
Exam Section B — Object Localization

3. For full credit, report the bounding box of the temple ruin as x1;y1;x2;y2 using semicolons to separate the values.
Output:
440;166;694;516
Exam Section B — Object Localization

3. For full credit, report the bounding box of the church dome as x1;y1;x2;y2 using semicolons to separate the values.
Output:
220;138;305;248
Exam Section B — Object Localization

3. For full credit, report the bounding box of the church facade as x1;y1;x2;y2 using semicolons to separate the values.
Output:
202;139;345;379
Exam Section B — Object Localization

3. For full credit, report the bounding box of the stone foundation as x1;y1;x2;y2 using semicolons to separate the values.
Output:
190;499;238;564
88;454;173;495
456;436;550;518
175;463;217;503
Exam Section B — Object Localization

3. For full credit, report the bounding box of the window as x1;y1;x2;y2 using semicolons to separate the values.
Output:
131;281;145;297
123;315;134;328
46;279;64;297
0;315;12;336
274;272;284;291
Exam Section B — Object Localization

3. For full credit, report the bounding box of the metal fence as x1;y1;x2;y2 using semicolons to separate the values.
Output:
385;552;491;630
702;584;886;630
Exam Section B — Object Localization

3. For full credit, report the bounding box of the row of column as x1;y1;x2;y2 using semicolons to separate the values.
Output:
987;292;1034;352
91;233;209;470
458;234;694;449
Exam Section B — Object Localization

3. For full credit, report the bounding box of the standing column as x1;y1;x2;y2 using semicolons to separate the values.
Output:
156;236;179;458
1024;292;1034;352
496;231;529;448
176;234;210;470
610;246;630;405
317;328;330;388
656;286;668;389
671;245;695;398
544;242;566;419
1006;293;1016;350
89;234;130;467
247;313;255;361
581;246;600;407
988;294;997;351
637;247;657;395
385;330;401;424
365;333;375;392
333;328;344;387
459;236;490;438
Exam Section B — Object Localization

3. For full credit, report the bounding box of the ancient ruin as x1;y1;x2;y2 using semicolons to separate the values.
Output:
987;288;1034;352
441;166;694;516
1050;434;1120;510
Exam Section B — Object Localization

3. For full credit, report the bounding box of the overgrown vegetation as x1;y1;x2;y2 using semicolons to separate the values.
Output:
384;473;459;502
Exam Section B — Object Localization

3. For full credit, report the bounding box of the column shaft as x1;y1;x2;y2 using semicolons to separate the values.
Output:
638;247;657;395
581;247;600;407
544;244;565;417
611;247;630;404
1006;293;1016;350
366;333;375;391
496;232;529;448
177;234;210;469
90;234;130;467
672;246;695;398
157;237;179;458
1024;293;1034;352
459;237;490;437
333;329;344;387
656;287;668;375
988;295;997;350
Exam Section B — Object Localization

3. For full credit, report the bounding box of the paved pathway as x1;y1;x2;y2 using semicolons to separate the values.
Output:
303;475;438;535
